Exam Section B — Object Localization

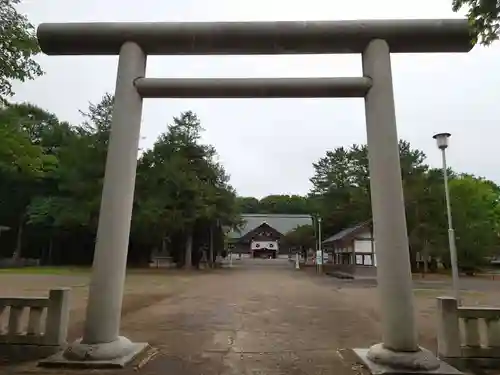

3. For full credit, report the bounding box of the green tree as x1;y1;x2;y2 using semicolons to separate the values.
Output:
134;111;239;268
0;103;60;260
309;143;373;235
452;0;500;45
405;168;448;271
282;224;316;254
235;195;312;215
309;140;442;269
448;174;500;270
258;195;311;214
0;93;239;267
0;0;43;103
27;94;112;232
236;197;260;213
0;103;57;177
309;139;500;272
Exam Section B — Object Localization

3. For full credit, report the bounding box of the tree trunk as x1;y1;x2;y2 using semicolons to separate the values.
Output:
11;214;24;260
48;237;53;265
409;203;420;272
184;229;193;269
423;240;429;275
209;224;214;268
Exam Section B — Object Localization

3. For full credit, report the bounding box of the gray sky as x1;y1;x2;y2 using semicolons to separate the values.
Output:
13;0;500;198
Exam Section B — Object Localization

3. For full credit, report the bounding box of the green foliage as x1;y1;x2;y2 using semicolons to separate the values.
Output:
448;174;500;267
452;0;500;45
3;91;498;272
0;104;58;177
80;93;114;135
2;92;499;272
0;0;43;102
236;197;260;213
132;110;239;267
282;224;316;251
25;95;112;230
308;140;500;271
135;111;239;235
0;94;239;267
236;195;311;215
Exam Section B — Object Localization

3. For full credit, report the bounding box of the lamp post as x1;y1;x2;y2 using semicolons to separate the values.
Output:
318;216;323;273
433;132;460;302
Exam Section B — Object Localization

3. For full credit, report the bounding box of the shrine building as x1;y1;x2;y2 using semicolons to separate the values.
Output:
227;214;313;258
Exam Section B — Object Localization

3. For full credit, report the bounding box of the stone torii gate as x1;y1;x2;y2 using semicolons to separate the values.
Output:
37;19;471;371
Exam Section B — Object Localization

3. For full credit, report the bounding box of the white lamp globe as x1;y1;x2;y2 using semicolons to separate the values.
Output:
433;132;451;150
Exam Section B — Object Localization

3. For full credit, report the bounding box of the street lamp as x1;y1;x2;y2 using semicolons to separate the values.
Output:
318;216;323;273
433;132;460;302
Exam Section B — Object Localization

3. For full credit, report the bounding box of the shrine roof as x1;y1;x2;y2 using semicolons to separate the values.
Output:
228;214;313;239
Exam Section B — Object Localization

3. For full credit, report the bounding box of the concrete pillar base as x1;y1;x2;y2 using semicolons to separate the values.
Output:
353;344;463;375
39;336;148;369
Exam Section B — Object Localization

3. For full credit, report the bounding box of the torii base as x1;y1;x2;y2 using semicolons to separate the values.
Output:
39;336;149;369
353;345;463;375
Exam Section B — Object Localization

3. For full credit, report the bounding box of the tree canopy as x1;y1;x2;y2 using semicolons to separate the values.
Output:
452;0;500;45
236;195;311;215
308;142;500;270
281;224;316;255
3;97;498;271
0;97;239;268
0;0;43;103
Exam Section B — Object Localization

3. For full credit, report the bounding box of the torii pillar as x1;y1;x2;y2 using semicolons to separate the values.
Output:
36;19;472;371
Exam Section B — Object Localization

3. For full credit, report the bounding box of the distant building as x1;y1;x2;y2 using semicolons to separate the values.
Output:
322;220;376;277
227;214;313;258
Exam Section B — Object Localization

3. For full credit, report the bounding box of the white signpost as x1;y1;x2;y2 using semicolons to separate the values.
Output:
316;250;323;265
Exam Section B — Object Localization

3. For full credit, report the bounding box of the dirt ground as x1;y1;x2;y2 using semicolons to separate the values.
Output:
1;260;500;375
0;269;198;343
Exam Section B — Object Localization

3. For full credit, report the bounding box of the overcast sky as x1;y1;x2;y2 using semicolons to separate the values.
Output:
12;0;500;198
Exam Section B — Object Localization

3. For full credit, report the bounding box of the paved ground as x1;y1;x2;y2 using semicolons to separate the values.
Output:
3;259;500;374
2;261;376;375
123;262;376;375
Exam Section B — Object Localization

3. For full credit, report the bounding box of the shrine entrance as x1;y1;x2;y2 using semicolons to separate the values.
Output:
37;19;472;371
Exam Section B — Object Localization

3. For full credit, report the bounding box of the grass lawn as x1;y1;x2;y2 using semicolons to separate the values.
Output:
0;266;90;275
0;266;187;275
413;288;485;298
